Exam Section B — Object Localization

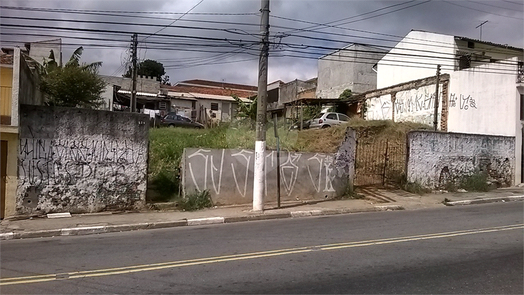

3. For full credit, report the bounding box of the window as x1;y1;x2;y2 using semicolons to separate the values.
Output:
326;113;337;120
520;94;524;121
211;103;219;111
459;54;471;70
467;41;475;49
338;114;350;121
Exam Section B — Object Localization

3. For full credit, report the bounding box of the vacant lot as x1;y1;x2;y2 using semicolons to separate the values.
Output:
148;119;431;201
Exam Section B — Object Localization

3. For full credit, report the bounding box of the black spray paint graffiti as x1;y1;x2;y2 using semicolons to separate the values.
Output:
18;138;147;188
449;93;477;110
394;89;436;115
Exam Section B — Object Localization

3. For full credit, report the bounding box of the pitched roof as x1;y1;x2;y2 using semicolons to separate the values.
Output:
162;83;257;99
409;29;523;52
177;79;257;91
454;36;523;52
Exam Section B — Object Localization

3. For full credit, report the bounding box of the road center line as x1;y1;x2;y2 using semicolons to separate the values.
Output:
2;223;522;286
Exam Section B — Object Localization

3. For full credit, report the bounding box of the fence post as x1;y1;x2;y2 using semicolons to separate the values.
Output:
382;140;389;186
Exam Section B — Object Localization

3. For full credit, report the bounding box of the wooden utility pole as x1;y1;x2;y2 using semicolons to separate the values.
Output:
131;33;138;112
253;0;270;212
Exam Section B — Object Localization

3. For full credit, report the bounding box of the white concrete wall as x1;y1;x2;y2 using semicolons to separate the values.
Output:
365;84;443;127
377;31;456;88
17;106;150;215
447;58;518;137
366;94;392;120
407;131;515;188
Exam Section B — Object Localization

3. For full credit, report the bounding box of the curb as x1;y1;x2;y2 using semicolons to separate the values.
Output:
444;195;524;206
3;199;500;241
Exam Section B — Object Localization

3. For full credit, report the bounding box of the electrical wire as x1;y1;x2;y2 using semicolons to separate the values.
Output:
442;0;523;20
141;0;205;42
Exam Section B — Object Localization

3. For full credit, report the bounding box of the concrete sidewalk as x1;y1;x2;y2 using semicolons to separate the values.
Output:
2;187;523;240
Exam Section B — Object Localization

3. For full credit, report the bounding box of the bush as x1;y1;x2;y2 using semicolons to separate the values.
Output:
460;172;491;192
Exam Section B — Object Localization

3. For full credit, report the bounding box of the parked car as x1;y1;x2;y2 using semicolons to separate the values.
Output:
309;112;350;129
159;114;204;129
289;119;311;130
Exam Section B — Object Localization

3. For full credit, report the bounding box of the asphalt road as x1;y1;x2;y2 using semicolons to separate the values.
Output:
1;202;523;294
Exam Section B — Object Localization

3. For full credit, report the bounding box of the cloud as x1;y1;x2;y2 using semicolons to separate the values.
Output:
1;0;522;86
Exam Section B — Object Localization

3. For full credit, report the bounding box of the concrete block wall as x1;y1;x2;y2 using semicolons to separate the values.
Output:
17;105;150;215
407;131;515;189
182;129;356;205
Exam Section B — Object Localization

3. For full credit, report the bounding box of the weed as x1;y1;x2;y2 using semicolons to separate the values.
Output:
460;172;491;192
176;190;213;211
402;181;432;195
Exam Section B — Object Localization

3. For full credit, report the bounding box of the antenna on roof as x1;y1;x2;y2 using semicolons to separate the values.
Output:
475;21;488;41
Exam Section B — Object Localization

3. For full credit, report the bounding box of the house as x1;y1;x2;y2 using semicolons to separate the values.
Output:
316;43;386;99
358;30;523;184
266;78;332;125
162;79;257;124
0;44;47;219
100;75;171;117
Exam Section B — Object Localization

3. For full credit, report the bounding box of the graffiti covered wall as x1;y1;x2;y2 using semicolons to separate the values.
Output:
366;84;443;126
17;105;150;215
407;131;514;189
182;129;356;205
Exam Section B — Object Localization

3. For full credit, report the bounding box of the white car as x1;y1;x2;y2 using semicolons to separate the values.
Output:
309;112;350;129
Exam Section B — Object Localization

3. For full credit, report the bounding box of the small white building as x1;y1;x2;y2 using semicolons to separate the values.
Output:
365;30;524;183
162;79;256;123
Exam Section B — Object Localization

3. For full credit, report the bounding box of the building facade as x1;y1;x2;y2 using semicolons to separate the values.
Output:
366;30;524;184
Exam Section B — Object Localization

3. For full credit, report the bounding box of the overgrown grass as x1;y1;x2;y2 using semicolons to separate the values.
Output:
176;190;213;211
148;119;431;202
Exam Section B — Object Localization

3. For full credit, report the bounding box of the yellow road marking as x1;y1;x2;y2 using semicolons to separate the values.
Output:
1;223;522;286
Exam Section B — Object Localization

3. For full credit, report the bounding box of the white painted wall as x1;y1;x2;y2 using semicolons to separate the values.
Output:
365;84;443;127
366;94;392;120
377;31;456;88
447;58;518;137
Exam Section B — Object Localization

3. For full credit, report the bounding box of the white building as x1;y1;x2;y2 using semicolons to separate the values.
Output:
162;80;256;123
366;30;523;183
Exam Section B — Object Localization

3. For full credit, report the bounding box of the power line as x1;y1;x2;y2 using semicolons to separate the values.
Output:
501;0;524;6
142;0;205;42
0;15;257;37
2;26;519;70
295;0;432;30
0;6;258;16
280;0;420;34
442;0;523;20
467;0;522;11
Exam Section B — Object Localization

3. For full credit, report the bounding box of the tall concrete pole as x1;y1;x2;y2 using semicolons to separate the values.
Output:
253;0;270;212
131;33;138;113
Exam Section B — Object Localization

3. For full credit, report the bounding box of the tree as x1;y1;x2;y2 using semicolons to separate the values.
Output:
338;89;353;101
232;95;257;128
124;59;169;84
38;47;106;109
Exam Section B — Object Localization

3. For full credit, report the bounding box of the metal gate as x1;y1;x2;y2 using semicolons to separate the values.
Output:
354;138;406;187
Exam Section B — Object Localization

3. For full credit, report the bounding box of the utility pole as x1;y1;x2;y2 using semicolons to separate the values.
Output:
253;0;270;212
130;33;138;112
433;64;441;131
476;21;488;41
